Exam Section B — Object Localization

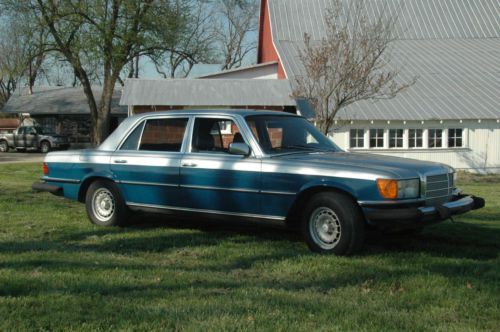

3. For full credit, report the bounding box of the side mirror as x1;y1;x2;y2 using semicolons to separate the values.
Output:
229;142;251;157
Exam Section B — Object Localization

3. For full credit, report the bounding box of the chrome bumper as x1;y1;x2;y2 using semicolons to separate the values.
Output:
362;195;485;230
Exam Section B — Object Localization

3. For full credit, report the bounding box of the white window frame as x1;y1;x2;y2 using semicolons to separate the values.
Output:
448;128;464;148
408;129;424;149
369;129;385;149
428;128;444;148
388;129;404;149
349;128;365;149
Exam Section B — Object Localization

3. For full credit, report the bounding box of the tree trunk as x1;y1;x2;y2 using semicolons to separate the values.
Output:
94;74;118;145
76;71;99;146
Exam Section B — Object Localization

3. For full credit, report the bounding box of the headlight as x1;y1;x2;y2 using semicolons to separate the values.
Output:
377;178;420;199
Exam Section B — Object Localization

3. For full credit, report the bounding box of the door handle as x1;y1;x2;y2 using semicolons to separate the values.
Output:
114;160;128;164
182;163;198;167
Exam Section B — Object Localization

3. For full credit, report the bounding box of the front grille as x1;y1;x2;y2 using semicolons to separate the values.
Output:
425;173;454;206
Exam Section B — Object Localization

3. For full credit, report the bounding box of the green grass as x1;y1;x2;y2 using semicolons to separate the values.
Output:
1;164;499;331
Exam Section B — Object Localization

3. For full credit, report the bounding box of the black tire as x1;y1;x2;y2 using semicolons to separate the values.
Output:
301;192;365;255
40;141;51;153
0;140;8;153
85;180;130;227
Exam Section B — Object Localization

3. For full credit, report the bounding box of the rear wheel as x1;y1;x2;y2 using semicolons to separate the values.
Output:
302;192;365;255
85;180;129;226
40;141;51;153
0;140;8;153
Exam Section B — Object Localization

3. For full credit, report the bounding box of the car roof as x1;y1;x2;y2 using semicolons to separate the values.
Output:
130;109;300;120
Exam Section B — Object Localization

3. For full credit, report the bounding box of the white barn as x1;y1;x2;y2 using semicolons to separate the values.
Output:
256;0;500;173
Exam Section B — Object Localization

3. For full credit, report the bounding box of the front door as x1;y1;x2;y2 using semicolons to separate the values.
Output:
110;117;190;208
179;117;262;216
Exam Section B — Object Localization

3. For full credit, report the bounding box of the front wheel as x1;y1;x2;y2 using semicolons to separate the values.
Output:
85;180;129;226
0;140;8;153
302;192;365;255
40;141;51;153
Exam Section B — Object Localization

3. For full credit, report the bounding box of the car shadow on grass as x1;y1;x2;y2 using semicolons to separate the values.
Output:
1;212;499;261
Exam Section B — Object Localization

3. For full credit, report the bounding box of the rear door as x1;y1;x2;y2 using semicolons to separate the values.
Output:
110;116;190;208
179;116;262;216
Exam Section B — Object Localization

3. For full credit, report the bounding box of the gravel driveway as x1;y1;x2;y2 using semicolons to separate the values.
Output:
0;152;45;164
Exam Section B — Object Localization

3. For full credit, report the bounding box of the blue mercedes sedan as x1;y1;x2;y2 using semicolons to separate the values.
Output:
33;110;484;255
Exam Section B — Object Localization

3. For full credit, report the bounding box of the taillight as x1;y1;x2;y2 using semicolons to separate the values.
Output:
42;162;49;175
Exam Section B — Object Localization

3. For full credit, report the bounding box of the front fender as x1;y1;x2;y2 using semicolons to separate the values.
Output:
299;178;380;202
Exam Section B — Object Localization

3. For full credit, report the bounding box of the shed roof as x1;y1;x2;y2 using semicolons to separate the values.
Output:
267;0;500;120
120;79;296;107
2;87;126;115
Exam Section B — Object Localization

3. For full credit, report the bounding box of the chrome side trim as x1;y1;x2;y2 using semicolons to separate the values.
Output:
126;202;287;222
260;190;297;196
181;184;297;195
42;176;81;184
117;180;178;188
182;184;259;193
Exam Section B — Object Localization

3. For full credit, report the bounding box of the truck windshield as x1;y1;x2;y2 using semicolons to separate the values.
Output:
245;115;341;155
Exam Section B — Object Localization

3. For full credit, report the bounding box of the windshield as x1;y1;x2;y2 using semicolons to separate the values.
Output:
245;115;341;155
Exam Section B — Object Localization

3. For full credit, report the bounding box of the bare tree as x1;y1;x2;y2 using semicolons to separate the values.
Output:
293;0;416;135
216;0;259;70
1;0;186;145
150;0;218;78
0;17;48;108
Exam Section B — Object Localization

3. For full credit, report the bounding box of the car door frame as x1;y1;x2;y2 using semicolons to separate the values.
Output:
110;114;193;209
178;114;285;221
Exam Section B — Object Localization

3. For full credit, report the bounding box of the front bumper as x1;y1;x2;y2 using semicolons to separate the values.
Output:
362;195;485;230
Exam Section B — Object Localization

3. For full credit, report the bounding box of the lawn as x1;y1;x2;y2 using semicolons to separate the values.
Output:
0;163;499;331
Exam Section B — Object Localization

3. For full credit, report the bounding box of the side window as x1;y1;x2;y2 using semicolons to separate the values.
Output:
350;129;364;148
389;129;403;148
120;121;145;151
192;118;243;153
409;129;423;148
18;127;26;135
369;129;384;148
138;118;188;152
448;128;463;148
428;129;443;148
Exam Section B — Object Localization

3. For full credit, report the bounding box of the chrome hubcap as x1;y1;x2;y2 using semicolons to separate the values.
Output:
92;188;115;222
309;207;341;249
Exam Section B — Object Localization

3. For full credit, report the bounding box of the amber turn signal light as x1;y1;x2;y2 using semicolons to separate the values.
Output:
376;179;398;199
42;162;49;175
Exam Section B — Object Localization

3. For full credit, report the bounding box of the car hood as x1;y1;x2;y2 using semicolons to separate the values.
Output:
271;152;451;179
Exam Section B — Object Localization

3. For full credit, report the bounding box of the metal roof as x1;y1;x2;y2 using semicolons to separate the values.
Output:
196;61;279;78
268;0;500;41
268;0;500;120
1;86;126;115
120;79;296;106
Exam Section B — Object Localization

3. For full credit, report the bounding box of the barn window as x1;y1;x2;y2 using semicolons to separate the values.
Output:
369;129;384;148
409;129;423;148
428;129;443;148
448;129;463;148
389;129;403;148
350;129;364;148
